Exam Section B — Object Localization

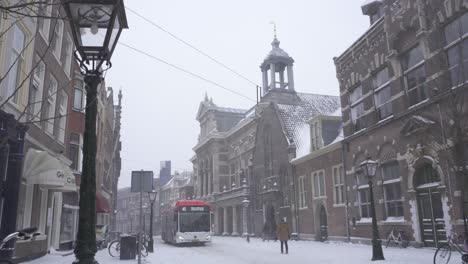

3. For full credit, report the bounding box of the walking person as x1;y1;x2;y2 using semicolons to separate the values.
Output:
277;218;290;254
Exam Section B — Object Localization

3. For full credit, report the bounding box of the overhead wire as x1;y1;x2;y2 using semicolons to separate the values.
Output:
125;6;260;88
118;41;256;103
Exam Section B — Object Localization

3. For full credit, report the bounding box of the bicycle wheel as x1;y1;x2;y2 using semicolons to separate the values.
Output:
399;239;409;248
385;237;394;248
140;243;148;257
108;240;120;257
433;245;451;264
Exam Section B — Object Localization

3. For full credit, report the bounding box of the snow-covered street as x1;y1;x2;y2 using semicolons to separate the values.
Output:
25;236;462;264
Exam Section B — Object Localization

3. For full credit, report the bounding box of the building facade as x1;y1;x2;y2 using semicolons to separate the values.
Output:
250;37;341;238
334;0;468;247
291;112;345;241
192;96;255;236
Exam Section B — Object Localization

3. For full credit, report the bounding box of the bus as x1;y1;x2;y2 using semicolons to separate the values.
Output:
161;200;212;244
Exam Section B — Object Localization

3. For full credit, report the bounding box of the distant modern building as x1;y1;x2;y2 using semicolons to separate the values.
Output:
159;161;172;186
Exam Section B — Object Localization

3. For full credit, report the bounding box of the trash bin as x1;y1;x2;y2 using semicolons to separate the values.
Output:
120;235;137;260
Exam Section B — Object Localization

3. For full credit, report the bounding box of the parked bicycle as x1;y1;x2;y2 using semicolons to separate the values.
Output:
108;234;148;258
385;227;408;248
0;227;41;264
433;233;467;264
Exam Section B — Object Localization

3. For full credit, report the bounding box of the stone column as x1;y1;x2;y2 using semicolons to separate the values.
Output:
222;207;229;236
213;148;220;193
287;65;295;91
270;63;276;89
215;207;222;235
232;205;239;236
242;199;250;236
262;70;268;94
207;157;212;195
279;71;285;88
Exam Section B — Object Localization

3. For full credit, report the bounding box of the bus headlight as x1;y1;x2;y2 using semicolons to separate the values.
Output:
178;236;185;240
206;236;211;240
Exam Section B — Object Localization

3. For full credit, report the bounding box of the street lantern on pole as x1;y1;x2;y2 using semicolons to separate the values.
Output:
147;189;157;253
62;1;128;263
359;156;385;261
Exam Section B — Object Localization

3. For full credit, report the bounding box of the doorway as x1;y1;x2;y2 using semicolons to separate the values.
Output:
415;164;446;247
318;205;328;242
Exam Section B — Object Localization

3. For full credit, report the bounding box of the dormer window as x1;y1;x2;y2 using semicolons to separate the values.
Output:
310;120;322;151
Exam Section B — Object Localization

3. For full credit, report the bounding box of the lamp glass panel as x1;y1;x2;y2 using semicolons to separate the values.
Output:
107;13;121;52
368;161;378;177
69;4;114;48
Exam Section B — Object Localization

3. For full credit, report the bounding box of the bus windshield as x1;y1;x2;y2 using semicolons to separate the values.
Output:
179;211;210;232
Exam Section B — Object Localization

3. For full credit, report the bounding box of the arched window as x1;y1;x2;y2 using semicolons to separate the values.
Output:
414;163;440;187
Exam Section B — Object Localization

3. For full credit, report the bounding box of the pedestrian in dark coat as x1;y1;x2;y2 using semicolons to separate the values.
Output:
277;219;290;254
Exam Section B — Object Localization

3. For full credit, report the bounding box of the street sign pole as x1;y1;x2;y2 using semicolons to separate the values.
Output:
131;170;154;264
138;171;143;264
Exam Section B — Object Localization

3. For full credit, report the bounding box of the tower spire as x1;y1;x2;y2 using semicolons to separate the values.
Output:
270;21;277;39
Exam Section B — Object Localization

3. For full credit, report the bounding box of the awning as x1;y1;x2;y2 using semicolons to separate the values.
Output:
96;193;110;213
23;149;77;192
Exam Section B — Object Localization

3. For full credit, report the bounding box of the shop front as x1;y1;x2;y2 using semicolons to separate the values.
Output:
15;149;77;259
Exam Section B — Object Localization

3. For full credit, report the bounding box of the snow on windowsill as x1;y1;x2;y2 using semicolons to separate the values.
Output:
382;217;405;224
416;182;440;189
356;218;372;225
377;115;394;124
408;99;429;110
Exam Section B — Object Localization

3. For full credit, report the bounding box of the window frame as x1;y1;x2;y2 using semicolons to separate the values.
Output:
312;170;326;198
349;85;366;132
8;24;27;104
44;74;58;135
73;77;85;111
37;0;53;41
443;12;468;88
310;119;322;151
63;33;73;78
52;19;64;62
332;165;345;205
372;67;393;120
402;44;428;106
58;90;68;143
298;175;307;209
380;161;404;219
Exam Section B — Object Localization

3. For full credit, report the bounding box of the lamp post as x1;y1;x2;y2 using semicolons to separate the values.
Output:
147;189;157;252
359;156;385;261
62;1;128;263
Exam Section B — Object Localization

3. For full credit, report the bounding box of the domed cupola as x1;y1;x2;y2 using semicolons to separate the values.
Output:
260;34;295;96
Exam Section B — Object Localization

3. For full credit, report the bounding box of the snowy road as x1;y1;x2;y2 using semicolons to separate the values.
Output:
26;236;461;264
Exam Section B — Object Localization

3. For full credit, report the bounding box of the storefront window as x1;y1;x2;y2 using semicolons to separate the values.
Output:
60;207;74;243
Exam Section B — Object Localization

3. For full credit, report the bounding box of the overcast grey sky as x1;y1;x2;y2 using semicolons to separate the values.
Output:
107;0;370;188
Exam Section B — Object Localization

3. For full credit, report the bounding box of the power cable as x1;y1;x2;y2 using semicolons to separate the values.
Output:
125;6;260;87
118;41;256;103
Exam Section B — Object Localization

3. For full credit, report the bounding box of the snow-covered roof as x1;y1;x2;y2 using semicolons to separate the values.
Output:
262;38;293;65
276;92;340;152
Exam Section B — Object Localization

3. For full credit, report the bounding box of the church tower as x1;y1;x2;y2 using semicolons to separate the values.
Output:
260;29;295;97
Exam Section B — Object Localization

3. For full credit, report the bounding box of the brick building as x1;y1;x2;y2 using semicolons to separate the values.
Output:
291;111;345;241
250;36;340;238
334;0;468;247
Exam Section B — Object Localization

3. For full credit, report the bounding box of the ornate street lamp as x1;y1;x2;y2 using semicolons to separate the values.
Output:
62;1;128;263
359;156;385;261
147;189;157;253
